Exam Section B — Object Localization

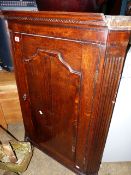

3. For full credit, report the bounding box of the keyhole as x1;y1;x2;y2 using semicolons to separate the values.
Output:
23;94;27;101
39;110;43;115
15;36;20;42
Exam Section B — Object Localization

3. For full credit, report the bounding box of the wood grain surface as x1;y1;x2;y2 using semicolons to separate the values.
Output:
1;11;131;175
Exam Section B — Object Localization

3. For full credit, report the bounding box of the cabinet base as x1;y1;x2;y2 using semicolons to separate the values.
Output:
25;136;98;175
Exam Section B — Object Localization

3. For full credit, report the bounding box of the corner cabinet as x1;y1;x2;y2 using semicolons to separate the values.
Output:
1;11;131;175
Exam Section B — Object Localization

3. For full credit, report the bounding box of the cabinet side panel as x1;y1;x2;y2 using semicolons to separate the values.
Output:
85;30;130;174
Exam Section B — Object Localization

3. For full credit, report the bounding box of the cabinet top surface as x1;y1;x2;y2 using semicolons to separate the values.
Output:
0;10;131;30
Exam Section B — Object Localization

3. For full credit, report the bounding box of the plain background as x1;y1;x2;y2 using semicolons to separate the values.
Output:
102;47;131;162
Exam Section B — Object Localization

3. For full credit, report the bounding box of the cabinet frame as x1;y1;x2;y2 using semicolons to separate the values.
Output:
1;11;131;175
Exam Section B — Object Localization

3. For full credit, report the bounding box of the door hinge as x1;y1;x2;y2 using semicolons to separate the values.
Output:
72;145;76;153
23;93;27;101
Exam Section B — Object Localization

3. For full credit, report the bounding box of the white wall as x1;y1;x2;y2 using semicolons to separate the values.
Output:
102;47;131;162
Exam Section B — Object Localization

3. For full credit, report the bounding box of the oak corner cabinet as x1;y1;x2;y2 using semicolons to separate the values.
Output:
1;11;131;175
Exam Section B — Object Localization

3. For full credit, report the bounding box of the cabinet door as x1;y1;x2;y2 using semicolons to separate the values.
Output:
20;34;82;162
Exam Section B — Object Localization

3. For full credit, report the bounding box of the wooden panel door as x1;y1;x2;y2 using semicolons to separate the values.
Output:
11;30;107;173
20;34;83;162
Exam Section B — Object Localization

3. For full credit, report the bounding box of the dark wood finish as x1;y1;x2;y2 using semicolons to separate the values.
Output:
36;0;106;12
1;11;131;175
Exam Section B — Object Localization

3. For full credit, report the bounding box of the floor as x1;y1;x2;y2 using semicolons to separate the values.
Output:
0;70;16;87
0;123;131;175
0;70;22;128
